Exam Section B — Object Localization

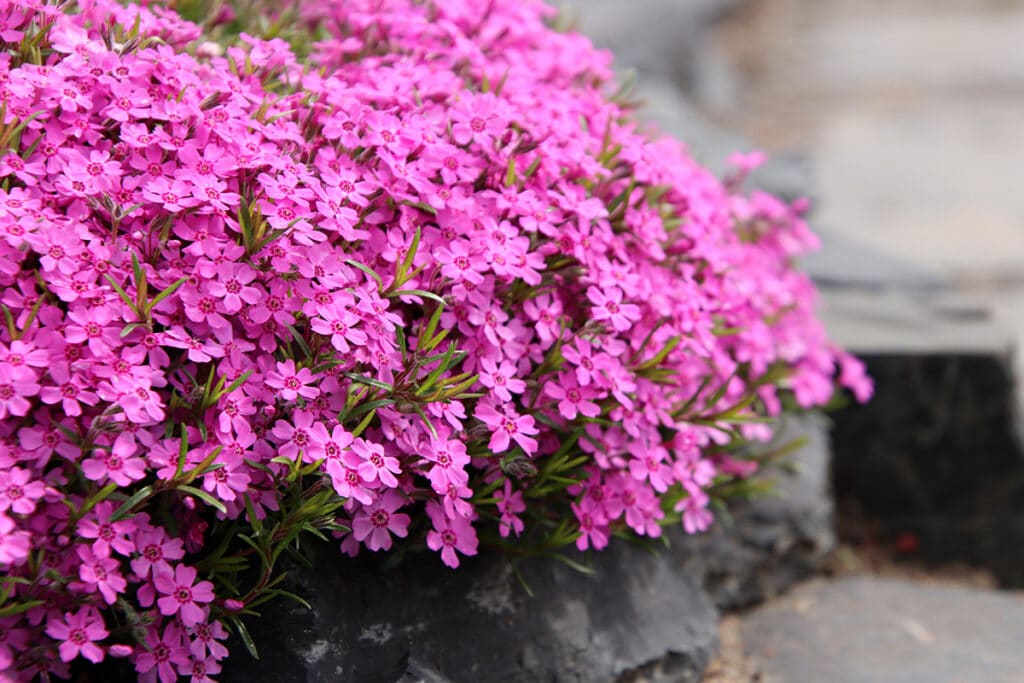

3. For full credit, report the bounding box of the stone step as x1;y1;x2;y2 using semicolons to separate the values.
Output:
738;576;1024;683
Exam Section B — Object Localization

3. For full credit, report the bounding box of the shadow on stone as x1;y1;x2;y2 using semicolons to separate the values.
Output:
832;353;1024;586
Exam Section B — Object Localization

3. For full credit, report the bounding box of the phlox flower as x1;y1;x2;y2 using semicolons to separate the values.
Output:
475;400;539;455
0;513;30;565
545;375;601;421
0;364;40;418
495;480;525;538
478;356;526;402
188;620;230;661
77;503;136;557
131;528;186;579
135;623;191;683
39;363;98;416
352;437;401;487
45;607;108;664
425;501;478;568
424;438;470;492
154;564;216;627
586;286;642;332
0;467;46;515
266;360;320;401
351;490;411;551
77;545;128;604
81;446;148;487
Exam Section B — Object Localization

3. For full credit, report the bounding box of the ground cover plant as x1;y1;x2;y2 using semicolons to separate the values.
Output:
0;0;871;679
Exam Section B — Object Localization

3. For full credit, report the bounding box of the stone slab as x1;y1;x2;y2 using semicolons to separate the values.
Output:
222;531;719;683
741;576;1024;683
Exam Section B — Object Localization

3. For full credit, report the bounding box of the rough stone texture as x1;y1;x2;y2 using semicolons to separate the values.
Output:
222;533;719;683
740;576;1024;683
676;413;835;610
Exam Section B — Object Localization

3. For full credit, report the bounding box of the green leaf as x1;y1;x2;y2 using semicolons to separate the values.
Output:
175;424;189;480
79;482;118;519
218;370;253;400
345;259;383;289
103;273;137;312
109;485;154;522
399;200;438;216
178;485;227;514
264;589;312;610
0;600;44;618
550;553;596;576
415;341;459;396
343;373;393;392
410;403;437;440
230;617;260;660
145;277;188;314
286;324;312;359
349;398;396;419
388;289;446;305
505;157;517;187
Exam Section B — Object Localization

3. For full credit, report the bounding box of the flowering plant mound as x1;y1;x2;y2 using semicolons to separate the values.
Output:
0;0;871;679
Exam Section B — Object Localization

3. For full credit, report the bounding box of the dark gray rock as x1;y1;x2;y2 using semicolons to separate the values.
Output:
740;576;1024;683
832;350;1024;587
675;413;835;610
222;532;719;683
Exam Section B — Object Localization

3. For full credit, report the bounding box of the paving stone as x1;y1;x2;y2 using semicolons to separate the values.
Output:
741;576;1024;683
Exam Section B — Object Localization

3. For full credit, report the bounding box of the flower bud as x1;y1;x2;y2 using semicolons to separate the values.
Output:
224;599;245;611
109;644;134;658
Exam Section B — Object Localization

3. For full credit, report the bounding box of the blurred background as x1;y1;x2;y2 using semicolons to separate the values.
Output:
559;1;1024;679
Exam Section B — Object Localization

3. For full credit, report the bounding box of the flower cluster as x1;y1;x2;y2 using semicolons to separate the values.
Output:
0;0;870;679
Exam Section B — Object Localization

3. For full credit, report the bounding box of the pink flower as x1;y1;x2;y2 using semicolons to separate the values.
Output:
545;375;601;420
206;263;261;313
587;286;641;332
77;545;128;604
571;499;609;551
479;356;526;402
78;503;136;557
0;467;46;515
271;410;327;462
425;502;478;568
424;438;470;493
45;607;108;664
560;338;612;387
436;240;486;284
266;360;320;401
475;400;539;455
131;528;186;579
181;653;222;682
0;513;30;566
39;363;99;415
495;480;525;538
154;564;216;627
0;364;40;418
188;620;230;661
351;490;410;551
352;437;401;487
135;623;191;683
81;447;148;487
